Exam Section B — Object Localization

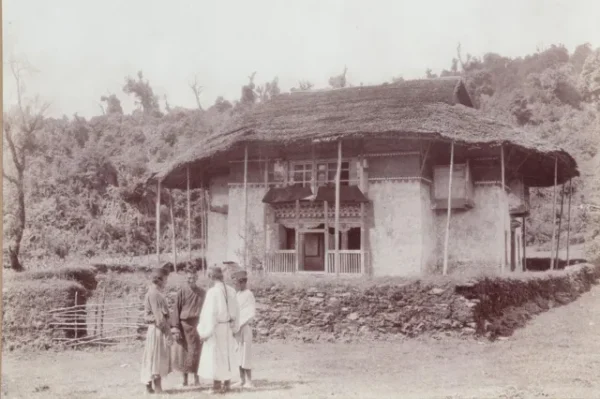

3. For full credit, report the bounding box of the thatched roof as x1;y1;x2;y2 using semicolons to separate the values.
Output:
150;77;578;189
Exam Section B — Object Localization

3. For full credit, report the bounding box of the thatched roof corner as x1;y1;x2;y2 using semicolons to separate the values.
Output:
150;77;579;190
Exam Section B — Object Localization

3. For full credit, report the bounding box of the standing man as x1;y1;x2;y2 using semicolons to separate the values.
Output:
197;266;240;394
140;268;173;394
170;263;205;387
232;270;256;389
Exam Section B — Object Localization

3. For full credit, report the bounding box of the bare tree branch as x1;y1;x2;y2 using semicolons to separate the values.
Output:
189;75;204;110
3;120;23;173
3;170;19;186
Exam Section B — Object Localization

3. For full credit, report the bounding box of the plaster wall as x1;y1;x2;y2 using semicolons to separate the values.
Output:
206;175;229;267
420;182;437;273
434;185;509;273
367;180;424;276
226;185;269;265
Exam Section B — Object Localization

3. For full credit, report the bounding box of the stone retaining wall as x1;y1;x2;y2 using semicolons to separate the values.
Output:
250;264;600;342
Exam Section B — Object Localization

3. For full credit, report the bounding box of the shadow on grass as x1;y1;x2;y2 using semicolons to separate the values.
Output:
163;379;305;395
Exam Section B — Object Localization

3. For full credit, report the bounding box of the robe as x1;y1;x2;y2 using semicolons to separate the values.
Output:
235;289;256;369
197;281;240;382
170;283;205;373
140;284;171;384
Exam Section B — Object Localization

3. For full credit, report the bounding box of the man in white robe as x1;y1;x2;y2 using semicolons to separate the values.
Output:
197;266;240;394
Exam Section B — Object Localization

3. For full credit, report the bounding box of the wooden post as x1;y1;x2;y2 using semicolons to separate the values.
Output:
169;190;177;268
324;201;329;273
442;141;454;276
566;178;572;267
187;166;191;261
263;158;269;272
156;180;161;265
501;144;506;272
295;199;300;273
99;286;106;339
360;202;366;275
522;215;527;271
549;157;558;270
335;140;342;276
243;145;249;269
203;189;209;275
74;291;79;339
555;183;565;268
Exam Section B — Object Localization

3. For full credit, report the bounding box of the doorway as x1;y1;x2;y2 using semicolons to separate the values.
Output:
302;232;325;271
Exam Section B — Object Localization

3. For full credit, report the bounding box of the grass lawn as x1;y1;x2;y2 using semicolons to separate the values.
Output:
3;285;600;399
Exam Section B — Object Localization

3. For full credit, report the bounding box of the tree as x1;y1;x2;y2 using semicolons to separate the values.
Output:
425;68;438;79
100;94;124;115
240;72;257;105
123;71;160;115
3;59;49;271
256;77;281;102
329;66;348;88
189;75;204;110
212;96;233;113
580;49;600;102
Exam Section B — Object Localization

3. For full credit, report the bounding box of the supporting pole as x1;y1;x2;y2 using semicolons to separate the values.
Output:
549;157;558;270
243;145;249;269
263;158;269;273
156;180;161;266
522;216;527;271
324;201;329;273
187;167;191;261
335;140;342;277
442;141;454;276
566;178;572;266
295;199;300;273
555;183;565;268
203;189;209;274
360;202;366;275
169;190;177;268
501;144;506;272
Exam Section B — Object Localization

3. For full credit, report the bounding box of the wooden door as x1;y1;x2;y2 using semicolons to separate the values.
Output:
303;232;324;271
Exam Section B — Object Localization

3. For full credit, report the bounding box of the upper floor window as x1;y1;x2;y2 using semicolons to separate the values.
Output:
290;162;313;187
288;160;351;187
317;161;350;186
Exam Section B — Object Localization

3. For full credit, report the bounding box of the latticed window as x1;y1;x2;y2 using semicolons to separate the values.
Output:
290;162;313;186
317;161;350;186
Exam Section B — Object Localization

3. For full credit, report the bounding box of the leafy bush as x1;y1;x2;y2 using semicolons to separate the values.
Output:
2;279;88;351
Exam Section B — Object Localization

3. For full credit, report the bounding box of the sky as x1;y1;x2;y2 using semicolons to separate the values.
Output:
3;0;599;118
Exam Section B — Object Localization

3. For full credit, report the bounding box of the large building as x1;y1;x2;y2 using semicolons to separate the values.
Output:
150;77;578;277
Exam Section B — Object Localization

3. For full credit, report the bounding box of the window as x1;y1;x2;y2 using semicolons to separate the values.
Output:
317;161;350;186
290;162;313;186
268;160;287;184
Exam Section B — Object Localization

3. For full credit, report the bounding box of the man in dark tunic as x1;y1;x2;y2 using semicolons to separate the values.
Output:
170;263;205;386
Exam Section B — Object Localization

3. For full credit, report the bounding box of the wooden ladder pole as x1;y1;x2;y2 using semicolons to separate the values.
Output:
187;166;192;261
335;140;342;277
566;178;573;266
169;190;177;269
549;157;558;270
156;180;161;266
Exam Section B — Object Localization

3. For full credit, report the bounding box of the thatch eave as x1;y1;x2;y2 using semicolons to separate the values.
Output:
147;78;579;190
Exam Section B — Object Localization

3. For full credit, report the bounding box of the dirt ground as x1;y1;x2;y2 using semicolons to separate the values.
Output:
3;285;600;399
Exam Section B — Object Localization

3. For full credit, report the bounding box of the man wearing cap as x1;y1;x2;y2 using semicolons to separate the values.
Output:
232;269;256;389
197;265;240;394
140;268;173;394
170;263;205;387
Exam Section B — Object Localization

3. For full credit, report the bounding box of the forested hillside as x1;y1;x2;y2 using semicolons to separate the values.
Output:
3;44;599;270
